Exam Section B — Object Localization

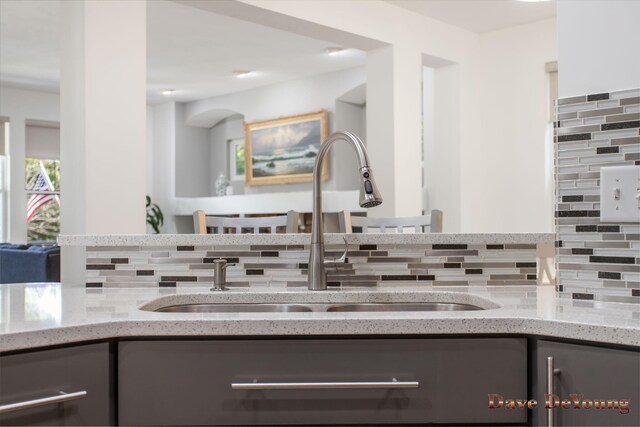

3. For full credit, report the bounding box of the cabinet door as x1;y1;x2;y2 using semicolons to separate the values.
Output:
533;340;640;427
0;343;113;426
119;338;526;426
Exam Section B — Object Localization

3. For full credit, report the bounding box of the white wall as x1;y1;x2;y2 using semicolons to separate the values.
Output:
334;97;366;191
146;106;154;202
422;67;434;215
460;18;557;232
424;64;464;232
557;0;640;97
365;46;397;217
175;103;211;197
149;102;177;233
0;86;60;121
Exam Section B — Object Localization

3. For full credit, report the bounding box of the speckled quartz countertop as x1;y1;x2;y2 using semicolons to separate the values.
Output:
57;232;555;246
1;283;638;352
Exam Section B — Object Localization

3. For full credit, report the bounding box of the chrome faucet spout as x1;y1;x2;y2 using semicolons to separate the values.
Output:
308;131;382;291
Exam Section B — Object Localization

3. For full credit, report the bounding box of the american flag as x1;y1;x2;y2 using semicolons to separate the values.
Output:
26;164;56;222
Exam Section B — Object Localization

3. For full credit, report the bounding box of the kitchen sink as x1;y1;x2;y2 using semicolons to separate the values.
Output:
153;302;484;313
155;303;314;313
325;303;483;312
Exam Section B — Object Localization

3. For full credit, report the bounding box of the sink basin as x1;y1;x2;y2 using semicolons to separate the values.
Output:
153;302;484;313
325;303;483;312
155;303;314;313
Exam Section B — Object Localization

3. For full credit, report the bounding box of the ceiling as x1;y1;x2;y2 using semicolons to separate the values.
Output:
1;0;557;103
0;0;366;104
146;1;366;103
387;0;556;33
0;0;60;92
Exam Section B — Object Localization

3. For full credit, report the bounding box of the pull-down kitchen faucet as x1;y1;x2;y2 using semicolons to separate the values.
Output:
308;131;383;291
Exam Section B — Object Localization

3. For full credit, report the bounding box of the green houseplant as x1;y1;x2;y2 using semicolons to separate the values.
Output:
146;195;164;234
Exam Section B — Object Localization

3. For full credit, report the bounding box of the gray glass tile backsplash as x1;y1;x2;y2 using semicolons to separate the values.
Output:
555;88;640;304
85;243;539;289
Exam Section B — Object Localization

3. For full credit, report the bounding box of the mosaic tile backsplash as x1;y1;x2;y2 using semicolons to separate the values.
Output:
555;88;640;304
85;243;539;288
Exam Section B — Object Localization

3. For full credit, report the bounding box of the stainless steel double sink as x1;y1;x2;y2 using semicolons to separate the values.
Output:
154;302;484;313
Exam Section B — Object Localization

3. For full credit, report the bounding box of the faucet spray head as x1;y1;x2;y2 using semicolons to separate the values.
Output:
359;166;383;208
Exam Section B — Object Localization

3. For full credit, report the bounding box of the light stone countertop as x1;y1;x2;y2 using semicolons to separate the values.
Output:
58;232;555;246
1;283;638;352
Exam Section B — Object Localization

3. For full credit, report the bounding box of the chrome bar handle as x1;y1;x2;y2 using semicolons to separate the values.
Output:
0;391;87;414
232;380;419;390
547;357;561;427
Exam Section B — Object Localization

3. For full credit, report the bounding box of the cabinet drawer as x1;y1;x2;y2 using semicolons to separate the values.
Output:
533;340;640;427
119;338;526;425
0;342;113;426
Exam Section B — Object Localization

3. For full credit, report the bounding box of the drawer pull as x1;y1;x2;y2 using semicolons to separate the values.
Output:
232;380;419;390
0;391;87;414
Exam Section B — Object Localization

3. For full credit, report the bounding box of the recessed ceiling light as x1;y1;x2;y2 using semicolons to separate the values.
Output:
161;89;175;95
516;0;552;2
325;47;345;56
233;70;253;78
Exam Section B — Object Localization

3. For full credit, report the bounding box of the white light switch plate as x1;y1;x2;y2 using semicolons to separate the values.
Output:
600;165;640;223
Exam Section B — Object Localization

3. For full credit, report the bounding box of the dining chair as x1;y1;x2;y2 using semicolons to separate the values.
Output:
193;210;300;234
338;209;443;233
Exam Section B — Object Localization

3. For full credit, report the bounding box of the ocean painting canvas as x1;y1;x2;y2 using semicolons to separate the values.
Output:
244;111;328;186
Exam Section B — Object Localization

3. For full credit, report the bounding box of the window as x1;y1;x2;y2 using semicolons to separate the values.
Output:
25;158;60;241
229;138;245;181
24;121;60;242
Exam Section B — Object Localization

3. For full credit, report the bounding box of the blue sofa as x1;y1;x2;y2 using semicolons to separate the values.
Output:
0;243;61;284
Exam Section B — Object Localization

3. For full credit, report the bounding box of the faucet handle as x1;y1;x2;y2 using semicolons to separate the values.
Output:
325;236;348;266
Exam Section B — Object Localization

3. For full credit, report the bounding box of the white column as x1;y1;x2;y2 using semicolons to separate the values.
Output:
60;0;147;283
392;45;423;217
7;117;27;243
433;64;462;232
366;45;423;217
150;102;177;234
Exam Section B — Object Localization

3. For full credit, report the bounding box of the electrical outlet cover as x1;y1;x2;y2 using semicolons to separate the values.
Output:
600;165;640;223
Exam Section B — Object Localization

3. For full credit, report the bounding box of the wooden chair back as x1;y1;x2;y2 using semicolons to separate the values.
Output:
193;210;300;234
338;209;443;233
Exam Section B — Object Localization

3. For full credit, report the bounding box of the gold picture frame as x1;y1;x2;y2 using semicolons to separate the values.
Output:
244;110;329;186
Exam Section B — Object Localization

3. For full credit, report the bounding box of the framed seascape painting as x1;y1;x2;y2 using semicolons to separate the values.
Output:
244;110;329;186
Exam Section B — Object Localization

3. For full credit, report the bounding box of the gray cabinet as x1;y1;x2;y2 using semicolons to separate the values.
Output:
532;339;640;427
118;337;527;426
0;342;113;426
